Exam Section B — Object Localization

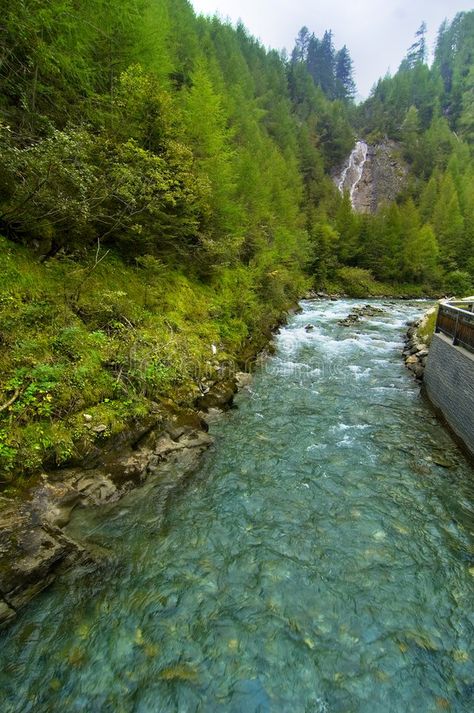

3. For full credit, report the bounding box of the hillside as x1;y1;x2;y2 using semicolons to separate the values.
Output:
0;2;473;481
351;13;474;290
0;0;352;480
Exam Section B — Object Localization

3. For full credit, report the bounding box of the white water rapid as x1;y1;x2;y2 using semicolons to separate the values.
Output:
337;140;368;208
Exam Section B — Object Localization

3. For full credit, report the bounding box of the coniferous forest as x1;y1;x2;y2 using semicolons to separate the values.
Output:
0;1;473;477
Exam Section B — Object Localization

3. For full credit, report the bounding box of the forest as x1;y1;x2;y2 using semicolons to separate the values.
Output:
0;0;473;478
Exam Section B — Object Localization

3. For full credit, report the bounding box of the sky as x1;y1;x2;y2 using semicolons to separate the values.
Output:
190;0;473;99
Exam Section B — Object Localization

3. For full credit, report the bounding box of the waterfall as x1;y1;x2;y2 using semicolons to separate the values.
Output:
336;140;368;208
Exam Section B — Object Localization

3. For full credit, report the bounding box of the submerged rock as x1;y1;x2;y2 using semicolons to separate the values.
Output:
0;497;86;628
431;454;455;468
338;304;386;327
236;372;252;389
0;600;16;627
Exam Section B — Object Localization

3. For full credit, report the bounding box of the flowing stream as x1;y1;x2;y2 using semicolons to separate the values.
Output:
337;141;368;207
1;300;474;713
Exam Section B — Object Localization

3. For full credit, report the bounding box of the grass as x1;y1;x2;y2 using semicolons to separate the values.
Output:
0;236;305;486
416;307;438;345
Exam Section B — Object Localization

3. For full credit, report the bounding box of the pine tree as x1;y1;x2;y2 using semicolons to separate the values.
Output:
419;175;439;223
292;27;311;64
400;105;420;162
336;192;359;264
335;46;356;101
305;30;335;99
406;22;428;68
320;31;336;98
460;66;474;144
433;172;465;269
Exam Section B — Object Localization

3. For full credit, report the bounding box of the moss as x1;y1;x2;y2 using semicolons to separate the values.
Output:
416;307;438;346
0;236;301;482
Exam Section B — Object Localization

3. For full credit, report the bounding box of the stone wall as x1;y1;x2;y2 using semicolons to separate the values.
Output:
423;333;474;456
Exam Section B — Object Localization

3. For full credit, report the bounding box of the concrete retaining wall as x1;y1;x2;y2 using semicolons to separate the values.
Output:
423;332;474;456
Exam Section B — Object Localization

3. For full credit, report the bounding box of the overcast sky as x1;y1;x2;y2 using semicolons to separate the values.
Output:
190;0;473;98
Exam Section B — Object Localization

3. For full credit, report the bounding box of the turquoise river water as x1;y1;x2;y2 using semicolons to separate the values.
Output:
1;299;474;713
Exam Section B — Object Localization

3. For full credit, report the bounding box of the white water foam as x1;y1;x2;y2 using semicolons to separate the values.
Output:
336;141;368;208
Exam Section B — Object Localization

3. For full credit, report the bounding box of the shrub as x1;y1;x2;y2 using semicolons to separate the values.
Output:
335;267;379;297
444;270;473;297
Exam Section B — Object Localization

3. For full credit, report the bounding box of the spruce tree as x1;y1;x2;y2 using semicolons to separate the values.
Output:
335;46;356;101
406;22;428;67
292;27;311;64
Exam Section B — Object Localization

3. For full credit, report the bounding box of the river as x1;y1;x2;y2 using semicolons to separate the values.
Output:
1;299;474;713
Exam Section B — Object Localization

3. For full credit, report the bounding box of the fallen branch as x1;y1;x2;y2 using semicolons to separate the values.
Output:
0;389;20;413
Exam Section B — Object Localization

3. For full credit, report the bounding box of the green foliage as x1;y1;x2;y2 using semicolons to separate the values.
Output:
0;233;304;478
0;121;205;259
0;1;472;482
416;308;438;346
332;267;381;297
433;12;474;133
403;224;439;283
348;12;474;292
445;270;473;297
293;28;355;103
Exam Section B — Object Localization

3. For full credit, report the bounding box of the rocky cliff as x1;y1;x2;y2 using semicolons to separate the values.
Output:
336;140;409;214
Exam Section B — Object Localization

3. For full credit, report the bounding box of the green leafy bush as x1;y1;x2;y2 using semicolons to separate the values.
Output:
444;270;473;297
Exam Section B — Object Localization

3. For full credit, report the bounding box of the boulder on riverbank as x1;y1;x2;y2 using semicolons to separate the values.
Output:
0;493;87;628
196;379;237;411
403;307;437;381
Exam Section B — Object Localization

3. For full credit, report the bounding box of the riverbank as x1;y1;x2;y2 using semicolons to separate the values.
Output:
0;232;306;627
0;234;307;485
403;306;438;381
0;402;216;627
0;365;260;628
315;266;442;300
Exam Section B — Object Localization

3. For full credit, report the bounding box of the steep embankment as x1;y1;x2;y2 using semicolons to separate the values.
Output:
403;307;437;380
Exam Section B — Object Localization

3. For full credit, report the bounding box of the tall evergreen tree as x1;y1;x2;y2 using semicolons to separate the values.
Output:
319;31;336;98
335;46;356;101
406;22;428;67
433;172;465;270
292;27;311;63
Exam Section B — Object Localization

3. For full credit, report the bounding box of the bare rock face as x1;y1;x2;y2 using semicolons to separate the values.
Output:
336;140;409;214
0;493;86;628
354;141;408;213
